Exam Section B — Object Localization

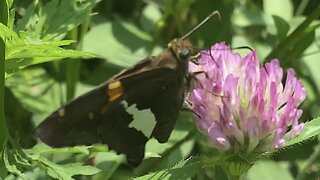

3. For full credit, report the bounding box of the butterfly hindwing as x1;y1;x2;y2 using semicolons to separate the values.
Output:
33;84;108;147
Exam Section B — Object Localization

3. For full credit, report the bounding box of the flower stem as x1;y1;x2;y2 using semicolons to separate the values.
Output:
228;174;241;180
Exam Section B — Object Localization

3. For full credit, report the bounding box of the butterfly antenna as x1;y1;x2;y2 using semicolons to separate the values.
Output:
180;10;220;40
232;46;253;51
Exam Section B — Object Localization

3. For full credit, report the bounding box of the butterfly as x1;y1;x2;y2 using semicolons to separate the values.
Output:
34;11;219;165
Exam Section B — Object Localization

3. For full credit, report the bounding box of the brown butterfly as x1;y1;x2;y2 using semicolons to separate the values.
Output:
34;11;219;165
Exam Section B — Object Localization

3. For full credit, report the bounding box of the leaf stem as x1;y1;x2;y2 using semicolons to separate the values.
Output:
66;28;80;101
65;6;92;101
0;0;8;153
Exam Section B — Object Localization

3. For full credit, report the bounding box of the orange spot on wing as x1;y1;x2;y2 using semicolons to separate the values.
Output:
107;81;123;102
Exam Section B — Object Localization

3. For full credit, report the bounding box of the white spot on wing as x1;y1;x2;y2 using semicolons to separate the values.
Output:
58;108;65;117
121;101;156;138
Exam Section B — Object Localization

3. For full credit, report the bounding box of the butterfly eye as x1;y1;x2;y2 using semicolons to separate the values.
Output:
179;49;190;59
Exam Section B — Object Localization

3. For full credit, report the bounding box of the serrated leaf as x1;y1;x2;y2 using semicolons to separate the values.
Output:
29;155;101;180
6;44;94;67
0;0;100;78
15;0;101;40
3;148;26;179
0;154;8;179
15;0;38;34
7;136;32;168
61;163;101;176
5;68;60;118
134;157;202;180
0;23;95;77
26;143;91;155
285;117;320;146
1;136;34;178
12;151;31;168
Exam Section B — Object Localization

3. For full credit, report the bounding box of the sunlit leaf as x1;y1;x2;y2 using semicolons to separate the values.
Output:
29;155;101;180
134;156;203;180
285;117;320;146
15;0;101;40
81;18;153;67
246;160;293;180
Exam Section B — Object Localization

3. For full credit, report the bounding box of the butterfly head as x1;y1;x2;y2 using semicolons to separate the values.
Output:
168;38;194;61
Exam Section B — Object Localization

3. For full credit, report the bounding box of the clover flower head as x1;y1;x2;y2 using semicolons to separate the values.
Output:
188;42;306;153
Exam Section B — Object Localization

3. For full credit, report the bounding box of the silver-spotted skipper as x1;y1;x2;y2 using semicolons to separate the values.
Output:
34;11;219;165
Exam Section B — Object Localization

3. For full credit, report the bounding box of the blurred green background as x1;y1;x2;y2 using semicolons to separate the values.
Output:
1;0;320;179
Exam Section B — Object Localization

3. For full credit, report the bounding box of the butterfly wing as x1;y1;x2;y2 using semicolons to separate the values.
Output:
34;49;188;165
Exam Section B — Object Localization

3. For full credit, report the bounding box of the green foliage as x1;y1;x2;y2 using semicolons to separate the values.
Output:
286;117;320;146
1;0;320;179
134;157;203;180
0;21;94;78
14;0;101;40
3;137;101;180
81;19;154;67
246;160;293;180
0;0;9;169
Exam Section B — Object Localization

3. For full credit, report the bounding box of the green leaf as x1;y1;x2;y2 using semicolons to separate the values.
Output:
5;43;94;67
282;28;315;63
29;155;101;180
266;4;320;60
3;148;26;179
81;18;153;67
26;143;91;155
5;68;60;119
263;0;293;21
6;136;102;180
8;136;32;167
134;156;203;180
0;152;8;179
246;160;293;180
15;0;38;34
134;112;195;175
300;38;320;99
272;15;290;40
0;136;34;179
0;22;95;77
140;4;162;33
232;9;274;27
15;0;101;40
285;117;320;146
91;152;124;180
